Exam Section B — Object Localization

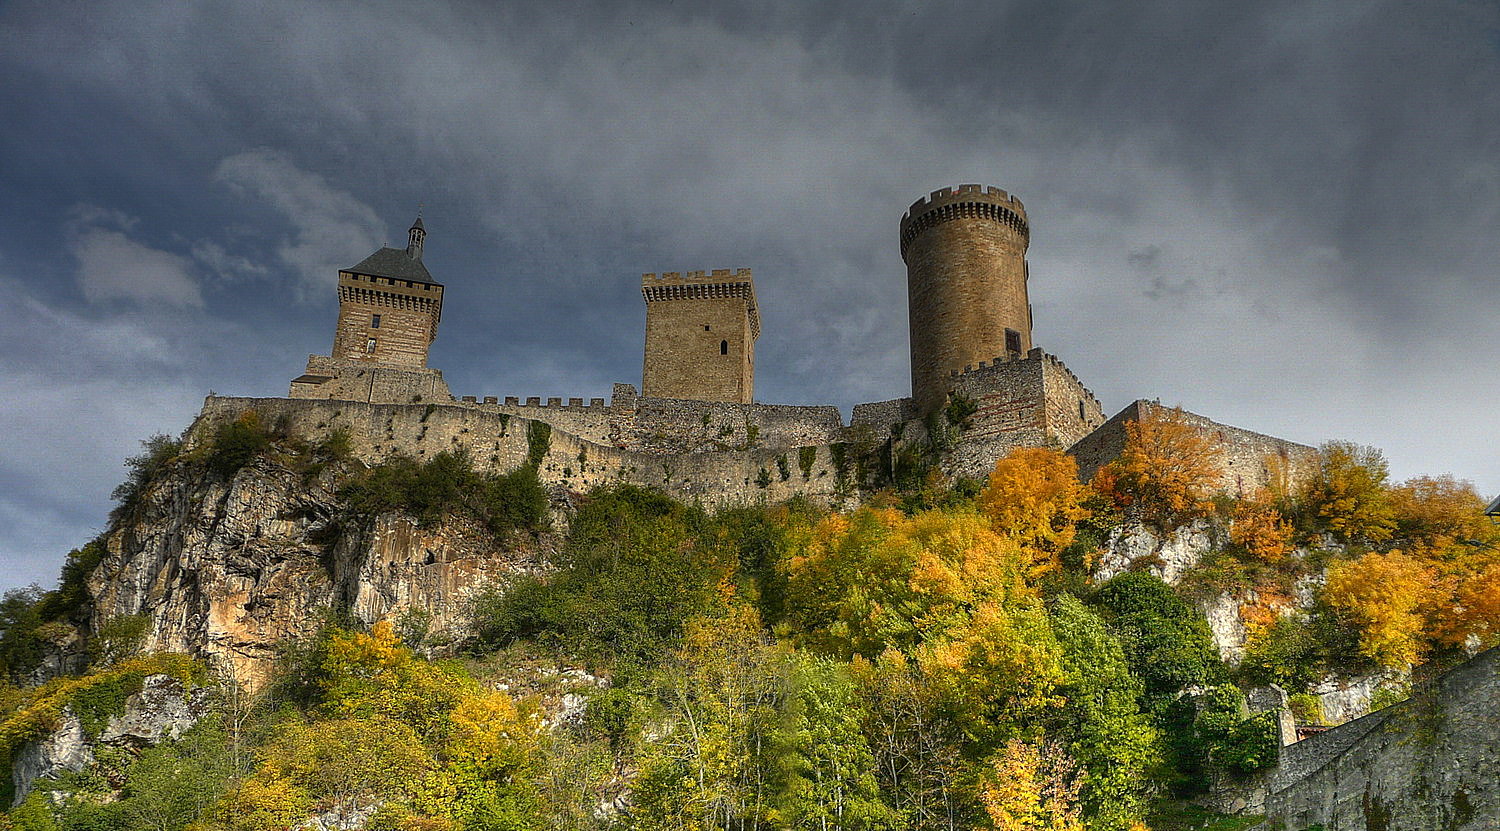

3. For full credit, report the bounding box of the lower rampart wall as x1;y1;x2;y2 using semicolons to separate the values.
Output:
1261;647;1500;830
1069;400;1316;495
195;397;854;508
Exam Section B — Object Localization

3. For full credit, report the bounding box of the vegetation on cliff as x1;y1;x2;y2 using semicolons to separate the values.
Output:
1;407;1497;831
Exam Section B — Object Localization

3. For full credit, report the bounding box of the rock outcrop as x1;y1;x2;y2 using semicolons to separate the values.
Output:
11;674;206;806
85;457;544;690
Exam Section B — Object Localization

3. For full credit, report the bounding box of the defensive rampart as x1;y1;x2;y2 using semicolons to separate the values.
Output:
1259;647;1500;830
193;396;857;508
1069;400;1316;495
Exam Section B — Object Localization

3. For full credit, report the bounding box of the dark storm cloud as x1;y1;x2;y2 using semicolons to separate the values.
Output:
1;0;1497;589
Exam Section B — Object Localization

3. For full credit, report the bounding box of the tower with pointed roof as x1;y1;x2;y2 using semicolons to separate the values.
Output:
290;215;452;403
330;215;444;368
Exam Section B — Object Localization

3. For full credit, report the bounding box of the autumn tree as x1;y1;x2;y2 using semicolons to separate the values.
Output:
1322;550;1438;669
979;448;1092;574
1229;495;1296;563
1300;441;1396;543
1091;408;1222;530
1388;475;1496;553
978;739;1085;831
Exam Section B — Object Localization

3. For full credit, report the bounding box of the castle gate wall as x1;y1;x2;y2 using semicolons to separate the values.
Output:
1261;647;1500;830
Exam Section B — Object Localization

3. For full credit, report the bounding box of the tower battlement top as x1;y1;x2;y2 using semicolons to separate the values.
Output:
899;185;1029;260
901;185;1027;226
641;268;754;287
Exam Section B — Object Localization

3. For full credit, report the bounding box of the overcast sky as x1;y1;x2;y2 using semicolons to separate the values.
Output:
3;0;1498;591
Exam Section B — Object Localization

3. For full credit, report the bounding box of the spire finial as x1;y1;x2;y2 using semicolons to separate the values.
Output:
407;208;426;260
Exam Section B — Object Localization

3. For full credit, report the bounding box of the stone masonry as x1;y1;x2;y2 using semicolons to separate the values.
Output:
281;193;1312;503
902;185;1032;413
641;269;758;403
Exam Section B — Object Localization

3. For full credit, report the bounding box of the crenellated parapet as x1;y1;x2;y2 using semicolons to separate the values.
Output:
899;184;1029;261
641;269;760;339
947;347;1103;414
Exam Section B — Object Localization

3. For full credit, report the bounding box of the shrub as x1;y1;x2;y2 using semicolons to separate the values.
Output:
206;412;275;478
340;451;548;537
109;434;183;522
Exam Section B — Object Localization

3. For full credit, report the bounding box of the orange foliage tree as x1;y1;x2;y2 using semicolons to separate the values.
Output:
1091;407;1222;530
1229;496;1296;563
979;448;1092;574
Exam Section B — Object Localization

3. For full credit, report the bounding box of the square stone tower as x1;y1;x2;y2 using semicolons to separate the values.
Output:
331;218;443;369
641;269;759;403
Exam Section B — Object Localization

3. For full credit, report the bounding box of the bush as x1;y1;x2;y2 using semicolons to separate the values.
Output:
469;486;724;670
206;412;275;478
110;434;183;522
340;451;549;537
0;587;47;682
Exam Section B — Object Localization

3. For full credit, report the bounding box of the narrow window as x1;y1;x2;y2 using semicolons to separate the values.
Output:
704;325;711;331
720;340;728;355
365;337;377;354
1005;328;1021;354
1079;400;1086;421
371;313;382;329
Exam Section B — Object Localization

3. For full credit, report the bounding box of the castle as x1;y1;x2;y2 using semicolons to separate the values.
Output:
241;185;1311;502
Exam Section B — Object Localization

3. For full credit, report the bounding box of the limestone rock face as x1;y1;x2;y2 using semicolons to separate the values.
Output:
1095;520;1216;585
86;458;541;690
11;710;94;807
10;674;205;806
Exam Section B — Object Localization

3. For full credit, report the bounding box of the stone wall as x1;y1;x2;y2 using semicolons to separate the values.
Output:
194;396;850;509
1261;647;1500;830
1069;400;1316;495
940;349;1105;480
290;355;452;404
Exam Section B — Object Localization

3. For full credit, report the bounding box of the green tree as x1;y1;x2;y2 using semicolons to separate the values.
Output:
767;656;899;830
1047;595;1159;831
1092;573;1226;704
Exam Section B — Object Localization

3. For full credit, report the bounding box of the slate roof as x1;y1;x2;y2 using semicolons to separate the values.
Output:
1486;492;1500;518
346;247;439;285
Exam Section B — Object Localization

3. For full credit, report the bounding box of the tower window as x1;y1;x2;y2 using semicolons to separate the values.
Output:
720;340;728;355
1005;328;1021;354
1079;400;1086;421
365;337;377;354
704;325;711;331
371;314;382;329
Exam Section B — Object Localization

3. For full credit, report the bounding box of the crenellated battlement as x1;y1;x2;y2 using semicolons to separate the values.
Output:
899;184;1029;260
945;347;1102;409
641;268;754;287
456;394;611;411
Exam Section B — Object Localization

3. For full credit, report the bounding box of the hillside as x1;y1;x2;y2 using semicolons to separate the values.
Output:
1;404;1497;831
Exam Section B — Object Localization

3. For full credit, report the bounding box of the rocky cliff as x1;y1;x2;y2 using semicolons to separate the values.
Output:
84;453;547;691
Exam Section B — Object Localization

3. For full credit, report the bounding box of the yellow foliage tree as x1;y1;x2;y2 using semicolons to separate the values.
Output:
1092;407;1222;530
1388;475;1495;553
208;775;313;831
1323;550;1438;669
978;739;1085;831
1301;441;1396;543
979;448;1092;574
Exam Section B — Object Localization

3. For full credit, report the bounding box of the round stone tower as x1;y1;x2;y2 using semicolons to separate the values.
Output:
900;184;1031;412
